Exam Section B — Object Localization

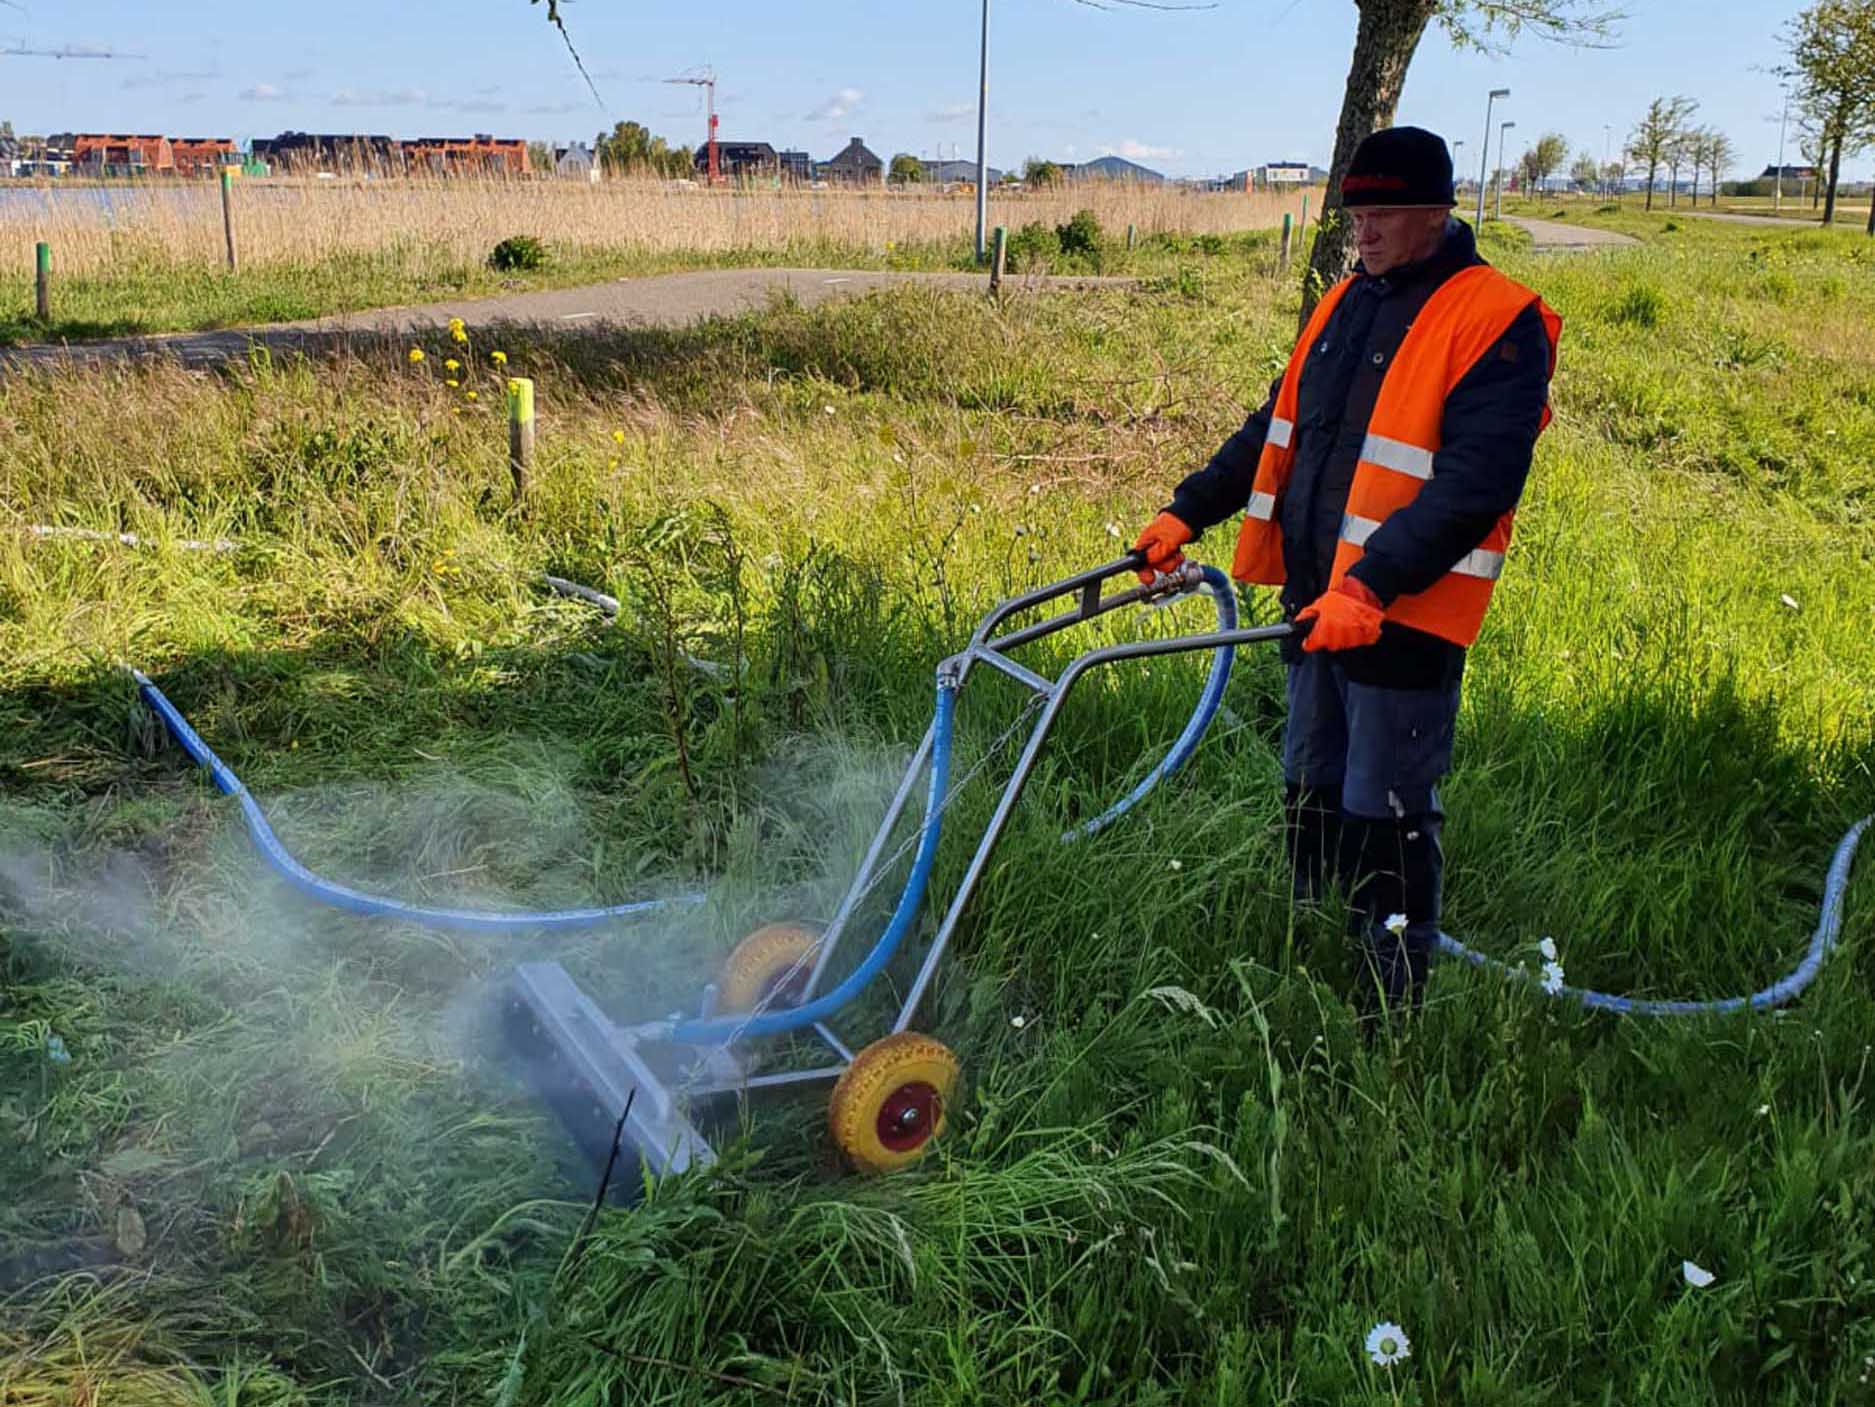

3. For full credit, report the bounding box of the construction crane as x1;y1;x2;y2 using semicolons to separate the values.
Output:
663;66;718;185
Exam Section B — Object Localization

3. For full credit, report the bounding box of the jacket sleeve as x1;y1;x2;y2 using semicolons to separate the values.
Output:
1164;374;1283;535
1347;303;1553;605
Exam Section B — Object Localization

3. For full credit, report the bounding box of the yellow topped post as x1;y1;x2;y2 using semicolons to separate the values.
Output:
508;377;535;500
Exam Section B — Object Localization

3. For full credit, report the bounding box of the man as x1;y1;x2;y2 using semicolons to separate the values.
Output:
1132;126;1560;1017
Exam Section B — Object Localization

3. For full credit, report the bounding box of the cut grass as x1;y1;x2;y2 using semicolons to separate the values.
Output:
1;215;1872;1404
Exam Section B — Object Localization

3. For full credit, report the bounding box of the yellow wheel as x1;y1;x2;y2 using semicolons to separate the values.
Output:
828;1032;961;1174
717;923;822;1013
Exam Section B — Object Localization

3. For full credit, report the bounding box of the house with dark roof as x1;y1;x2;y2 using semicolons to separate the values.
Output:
696;141;780;179
251;131;403;174
1065;154;1164;184
819;137;882;185
778;149;813;182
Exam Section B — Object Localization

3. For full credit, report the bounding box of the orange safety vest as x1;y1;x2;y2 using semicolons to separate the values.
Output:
1231;264;1562;648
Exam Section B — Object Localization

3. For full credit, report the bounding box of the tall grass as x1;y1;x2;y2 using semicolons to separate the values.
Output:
1;218;1872;1403
0;175;1310;276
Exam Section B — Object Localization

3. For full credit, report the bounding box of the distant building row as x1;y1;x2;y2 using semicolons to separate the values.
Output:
0;130;585;178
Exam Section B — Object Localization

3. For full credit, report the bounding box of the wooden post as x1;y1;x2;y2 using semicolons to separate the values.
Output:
1279;213;1293;273
507;377;535;500
989;224;1007;296
219;168;238;271
1125;222;1136;251
35;242;50;321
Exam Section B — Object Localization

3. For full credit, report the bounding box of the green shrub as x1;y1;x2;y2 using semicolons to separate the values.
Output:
488;235;549;272
1006;221;1059;271
1054;208;1103;258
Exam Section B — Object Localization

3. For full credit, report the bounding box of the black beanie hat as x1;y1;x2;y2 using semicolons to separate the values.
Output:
1341;126;1456;208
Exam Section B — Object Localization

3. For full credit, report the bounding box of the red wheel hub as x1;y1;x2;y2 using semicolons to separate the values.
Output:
876;1081;941;1152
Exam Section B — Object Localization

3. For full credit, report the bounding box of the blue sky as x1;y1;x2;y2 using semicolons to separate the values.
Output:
0;1;1842;182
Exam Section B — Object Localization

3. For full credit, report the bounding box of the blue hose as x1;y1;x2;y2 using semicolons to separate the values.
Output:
133;670;704;933
671;684;959;1043
1063;566;1237;843
1435;816;1870;1016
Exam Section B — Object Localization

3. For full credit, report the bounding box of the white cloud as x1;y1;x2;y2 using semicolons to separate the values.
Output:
1097;139;1182;161
927;102;974;122
332;86;427;108
122;69;219;91
806;87;863;122
237;83;291;102
430;97;507;114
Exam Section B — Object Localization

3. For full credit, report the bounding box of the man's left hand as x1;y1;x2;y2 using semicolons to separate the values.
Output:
1296;577;1384;652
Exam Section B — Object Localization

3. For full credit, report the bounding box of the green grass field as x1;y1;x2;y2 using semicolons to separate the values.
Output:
2;214;1873;1404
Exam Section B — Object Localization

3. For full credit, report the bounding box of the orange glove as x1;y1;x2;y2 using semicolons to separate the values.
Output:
1297;577;1385;652
1131;511;1193;585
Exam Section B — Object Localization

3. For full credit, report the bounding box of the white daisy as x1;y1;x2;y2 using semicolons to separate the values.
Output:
1364;1320;1411;1367
1011;1015;1027;1030
1682;1260;1716;1288
1169;859;1182;871
1384;912;1408;936
1540;960;1566;996
1538;936;1558;961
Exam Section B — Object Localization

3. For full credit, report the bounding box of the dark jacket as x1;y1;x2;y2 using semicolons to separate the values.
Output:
1167;218;1552;687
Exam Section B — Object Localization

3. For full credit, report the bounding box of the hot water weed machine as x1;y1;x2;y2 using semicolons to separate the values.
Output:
133;555;1271;1179
131;551;1869;1185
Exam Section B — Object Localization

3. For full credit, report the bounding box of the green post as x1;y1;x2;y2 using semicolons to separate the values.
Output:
989;224;1007;297
1301;192;1310;228
35;242;50;321
1279;213;1293;273
507;377;535;500
219;168;238;271
1125;222;1136;251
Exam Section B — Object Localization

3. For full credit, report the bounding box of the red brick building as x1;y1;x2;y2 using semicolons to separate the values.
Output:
170;137;238;177
72;133;173;174
401;134;528;175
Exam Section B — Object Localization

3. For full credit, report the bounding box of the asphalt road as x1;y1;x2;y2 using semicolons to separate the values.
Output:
1;267;1133;370
1505;217;1640;252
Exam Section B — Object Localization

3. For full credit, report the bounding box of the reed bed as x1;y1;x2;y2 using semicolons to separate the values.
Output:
0;175;1312;276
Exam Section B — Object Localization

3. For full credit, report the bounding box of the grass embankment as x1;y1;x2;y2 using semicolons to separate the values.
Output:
0;178;1311;345
2;219;1873;1403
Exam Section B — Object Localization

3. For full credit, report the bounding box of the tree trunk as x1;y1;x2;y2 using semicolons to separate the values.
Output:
1298;0;1438;325
1644;163;1656;211
1823;132;1843;225
1668;159;1678;207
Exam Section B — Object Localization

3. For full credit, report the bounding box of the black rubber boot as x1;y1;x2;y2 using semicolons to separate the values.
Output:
1343;813;1443;1025
1282;782;1344;907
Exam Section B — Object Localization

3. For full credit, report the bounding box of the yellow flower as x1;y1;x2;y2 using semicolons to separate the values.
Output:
407;348;424;363
612;430;625;444
448;317;468;344
491;350;507;365
444;358;460;372
445;378;459;388
465;390;477;401
609;457;620;470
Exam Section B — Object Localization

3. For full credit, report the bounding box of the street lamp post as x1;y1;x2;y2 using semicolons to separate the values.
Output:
1476;88;1509;227
1495;120;1516;220
1602;123;1611;197
974;0;990;262
1773;83;1789;215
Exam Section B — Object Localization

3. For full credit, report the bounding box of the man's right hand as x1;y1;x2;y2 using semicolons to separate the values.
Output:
1131;511;1193;585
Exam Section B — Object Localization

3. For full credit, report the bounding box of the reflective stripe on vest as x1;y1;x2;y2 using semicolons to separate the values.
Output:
1359;432;1434;481
1246;490;1277;521
1339;514;1505;581
1266;415;1295;450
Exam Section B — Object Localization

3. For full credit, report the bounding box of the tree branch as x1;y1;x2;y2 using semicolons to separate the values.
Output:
1438;0;1625;54
532;0;607;109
